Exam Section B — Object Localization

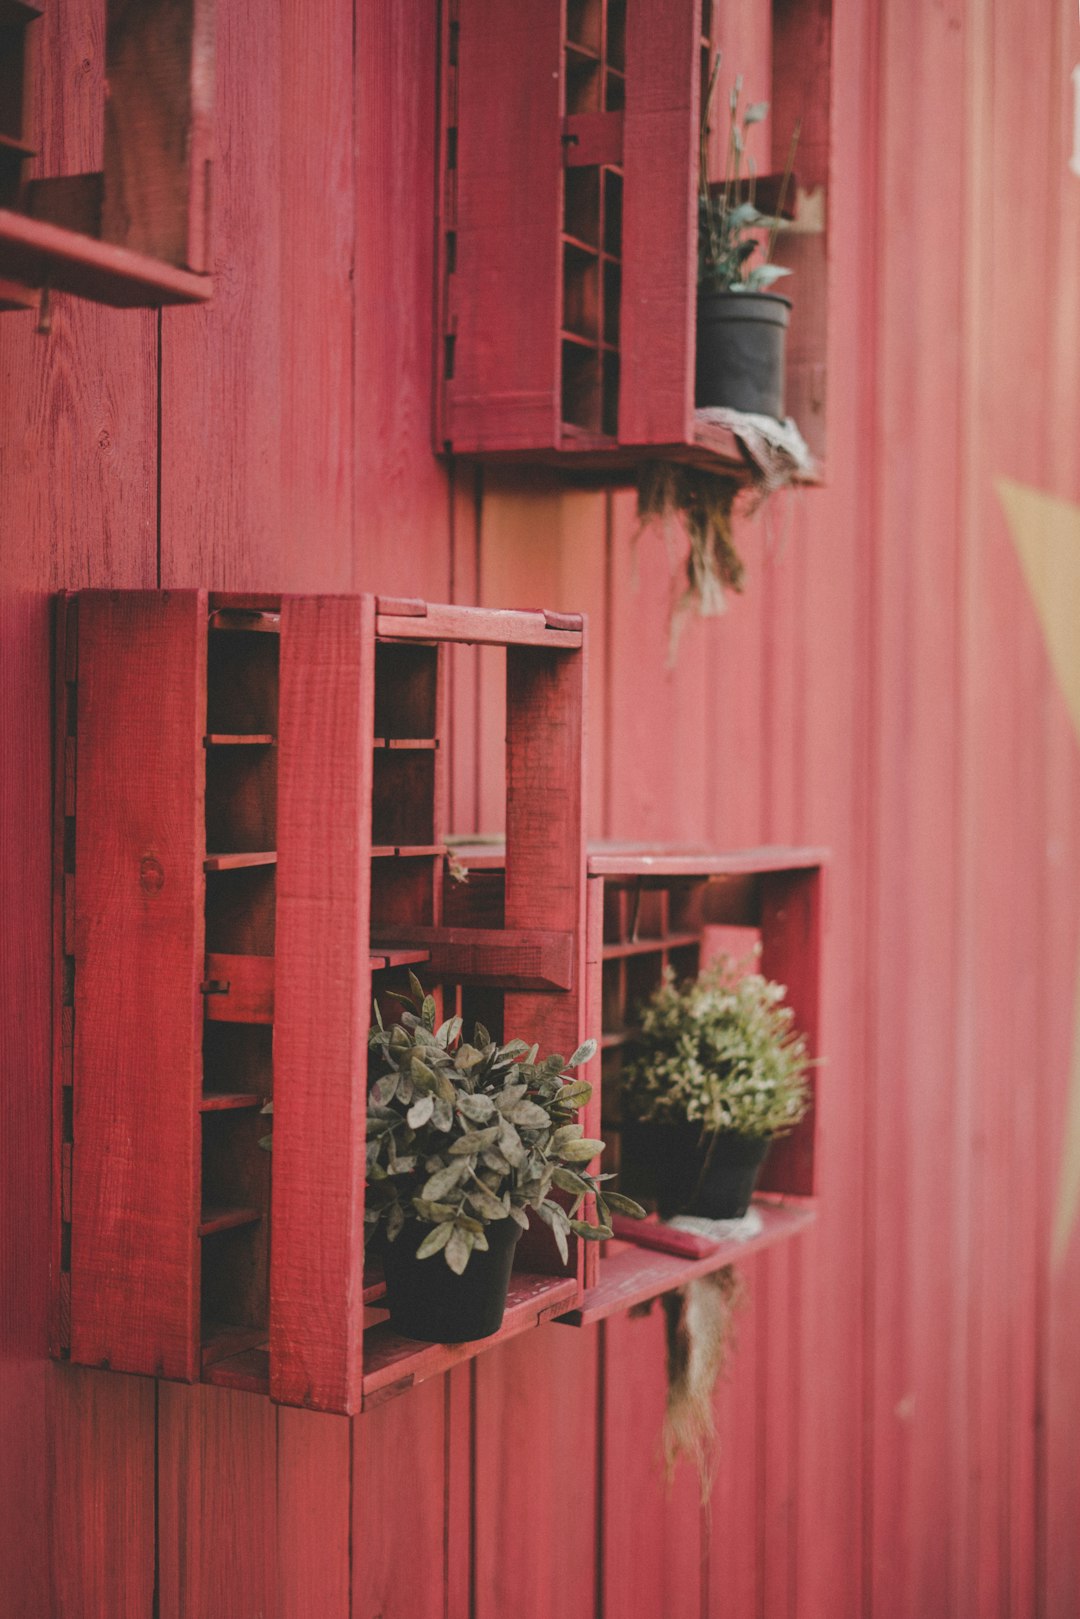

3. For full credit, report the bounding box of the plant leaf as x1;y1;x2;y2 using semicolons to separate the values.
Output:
568;1219;614;1241
602;1190;647;1218
445;1227;472;1274
422;1162;467;1201
551;1165;592;1197
568;1040;597;1068
416;1221;453;1260
457;1093;496;1123
407;1096;435;1130
503;1099;551;1130
407;970;426;1007
448;1125;501;1156
556;1137;606;1163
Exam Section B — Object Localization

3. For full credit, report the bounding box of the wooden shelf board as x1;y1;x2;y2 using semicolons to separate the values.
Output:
204;733;275;747
200;1322;268;1369
199;1091;263;1112
599;1028;634;1050
202;1346;270;1394
601;931;699;960
374;600;583;650
369;948;432;972
0;134;36;159
373;737;438;750
587;843;829;879
208;607;281;633
370;845;445;860
0;1;44;21
556;1200;816;1327
361;1273;579;1409
362;1266;386;1305
204;851;277;872
198;1206;262;1238
0;209;212;308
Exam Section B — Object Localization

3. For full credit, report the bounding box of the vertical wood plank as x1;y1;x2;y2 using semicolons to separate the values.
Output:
71;589;206;1380
272;595;374;1413
277;1407;352;1617
601;1307;703;1619
619;0;699;448
158;1381;277;1619
352;1373;448;1619
473;1324;598;1619
47;1365;156;1619
444;0;563;452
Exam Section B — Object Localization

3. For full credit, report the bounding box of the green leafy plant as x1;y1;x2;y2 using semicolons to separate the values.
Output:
622;953;811;1139
366;975;644;1273
698;56;798;297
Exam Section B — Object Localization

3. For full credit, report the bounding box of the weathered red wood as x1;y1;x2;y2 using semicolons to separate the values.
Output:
271;594;374;1414
442;0;563;452
101;0;214;270
369;923;574;990
353;1373;448;1619
473;1323;599;1619
602;1307;703;1619
70;590;206;1380
560;1203;815;1326
376;600;584;648
202;951;274;1024
277;1406;352;1617
361;1274;578;1409
0;206;213;304
757;866;822;1198
46;1364;156;1619
617;0;699;448
157;1381;277;1619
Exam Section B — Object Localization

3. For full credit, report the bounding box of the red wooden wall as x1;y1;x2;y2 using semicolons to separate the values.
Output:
3;1;1080;1615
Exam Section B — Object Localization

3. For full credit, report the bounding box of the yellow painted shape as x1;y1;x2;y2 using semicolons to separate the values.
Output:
997;478;1080;1264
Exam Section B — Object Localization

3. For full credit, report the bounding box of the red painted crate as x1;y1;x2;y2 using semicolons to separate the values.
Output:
0;0;214;310
447;842;825;1318
436;0;832;472
52;591;592;1414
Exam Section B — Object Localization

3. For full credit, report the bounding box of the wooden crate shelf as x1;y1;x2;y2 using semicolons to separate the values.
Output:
0;3;214;312
437;0;832;475
556;1200;817;1327
450;841;826;1300
53;589;590;1415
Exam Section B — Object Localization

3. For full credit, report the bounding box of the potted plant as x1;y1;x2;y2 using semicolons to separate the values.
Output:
620;954;811;1220
696;58;798;419
366;975;643;1343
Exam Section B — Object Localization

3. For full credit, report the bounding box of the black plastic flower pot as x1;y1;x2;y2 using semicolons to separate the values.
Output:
381;1217;522;1343
695;290;792;419
623;1120;771;1221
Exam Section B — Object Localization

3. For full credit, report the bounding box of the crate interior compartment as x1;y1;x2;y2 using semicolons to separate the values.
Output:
372;748;437;848
0;0;213;309
373;641;438;739
207;627;279;736
202;1021;272;1106
204;863;276;954
205;742;277;854
438;0;831;473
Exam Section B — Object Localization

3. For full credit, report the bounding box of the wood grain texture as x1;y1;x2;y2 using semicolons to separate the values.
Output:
601;1305;703;1619
473;1323;599;1619
352;1372;448;1619
443;0;563;453
618;0;699;447
46;1364;156;1619
277;1406;352;1617
157;1381;277;1619
70;590;206;1380
271;595;374;1413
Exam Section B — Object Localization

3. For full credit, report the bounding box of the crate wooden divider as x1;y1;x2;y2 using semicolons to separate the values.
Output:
437;0;832;474
52;591;590;1415
0;0;213;311
447;842;824;1319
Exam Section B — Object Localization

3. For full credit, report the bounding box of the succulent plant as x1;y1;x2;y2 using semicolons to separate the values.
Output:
365;975;644;1273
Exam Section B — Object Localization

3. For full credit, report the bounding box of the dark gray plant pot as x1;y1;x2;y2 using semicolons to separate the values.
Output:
623;1120;771;1220
381;1217;522;1343
695;290;792;419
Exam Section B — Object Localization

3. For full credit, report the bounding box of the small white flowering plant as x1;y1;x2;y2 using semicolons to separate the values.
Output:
622;954;811;1139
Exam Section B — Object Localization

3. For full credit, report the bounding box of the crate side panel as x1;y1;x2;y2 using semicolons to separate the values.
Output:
618;0;699;448
757;865;822;1196
445;0;562;452
70;589;206;1380
271;595;374;1413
